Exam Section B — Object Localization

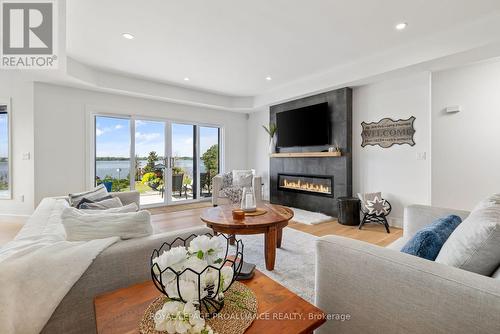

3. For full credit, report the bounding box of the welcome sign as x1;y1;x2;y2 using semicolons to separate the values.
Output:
361;116;416;148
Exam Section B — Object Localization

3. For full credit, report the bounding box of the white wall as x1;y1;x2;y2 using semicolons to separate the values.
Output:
353;72;432;226
33;83;248;204
247;108;270;200
432;59;500;210
0;73;35;215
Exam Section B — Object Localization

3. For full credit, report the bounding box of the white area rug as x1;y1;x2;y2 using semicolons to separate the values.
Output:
233;227;317;302
290;207;334;225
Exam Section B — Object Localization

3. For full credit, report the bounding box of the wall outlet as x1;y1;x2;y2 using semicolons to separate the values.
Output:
20;194;24;202
417;152;427;161
22;152;31;160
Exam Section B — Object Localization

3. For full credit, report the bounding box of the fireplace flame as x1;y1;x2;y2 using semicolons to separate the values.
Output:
282;179;331;194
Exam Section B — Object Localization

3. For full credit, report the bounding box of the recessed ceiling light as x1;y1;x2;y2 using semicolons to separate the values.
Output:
395;22;408;30
265;76;272;81
122;33;135;40
184;77;190;81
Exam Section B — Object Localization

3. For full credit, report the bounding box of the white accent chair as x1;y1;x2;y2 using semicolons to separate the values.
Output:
212;171;262;206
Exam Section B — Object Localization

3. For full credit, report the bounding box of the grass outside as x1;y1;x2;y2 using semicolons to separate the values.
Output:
119;182;156;194
134;182;154;193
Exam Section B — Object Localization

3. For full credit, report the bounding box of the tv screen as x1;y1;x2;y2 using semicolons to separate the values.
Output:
276;102;330;147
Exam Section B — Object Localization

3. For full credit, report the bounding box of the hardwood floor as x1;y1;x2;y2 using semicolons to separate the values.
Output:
288;220;402;247
0;202;402;247
150;201;402;247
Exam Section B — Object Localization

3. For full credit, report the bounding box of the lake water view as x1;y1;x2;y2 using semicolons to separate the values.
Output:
1;160;208;183
0;161;8;181
96;159;206;179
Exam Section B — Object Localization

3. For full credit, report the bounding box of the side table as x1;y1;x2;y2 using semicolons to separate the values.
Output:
337;197;360;226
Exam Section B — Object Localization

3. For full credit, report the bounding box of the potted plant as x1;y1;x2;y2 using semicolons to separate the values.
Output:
333;141;342;155
263;123;277;154
142;171;163;191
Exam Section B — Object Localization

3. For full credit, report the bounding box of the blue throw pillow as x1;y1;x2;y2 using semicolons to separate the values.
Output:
401;215;462;261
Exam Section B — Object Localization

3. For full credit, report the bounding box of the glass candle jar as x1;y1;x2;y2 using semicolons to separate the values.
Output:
240;186;257;212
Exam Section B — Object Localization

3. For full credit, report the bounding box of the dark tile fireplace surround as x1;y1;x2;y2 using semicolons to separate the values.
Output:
270;88;352;217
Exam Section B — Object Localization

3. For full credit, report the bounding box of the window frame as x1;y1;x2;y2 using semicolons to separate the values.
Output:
93;114;133;191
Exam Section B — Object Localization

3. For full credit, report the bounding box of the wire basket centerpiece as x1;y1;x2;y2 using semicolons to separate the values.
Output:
150;233;244;318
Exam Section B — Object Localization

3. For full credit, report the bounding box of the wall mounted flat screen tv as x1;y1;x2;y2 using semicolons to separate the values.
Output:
276;102;330;147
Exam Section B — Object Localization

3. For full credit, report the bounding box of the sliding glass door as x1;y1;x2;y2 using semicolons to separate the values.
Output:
171;123;196;202
94;116;131;192
93;115;221;207
134;119;166;206
199;126;220;198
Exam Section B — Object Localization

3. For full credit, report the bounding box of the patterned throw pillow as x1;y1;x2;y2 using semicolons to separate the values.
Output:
76;195;113;209
78;197;123;210
80;203;138;214
220;186;243;204
366;196;390;215
232;170;253;188
222;172;233;189
69;184;109;207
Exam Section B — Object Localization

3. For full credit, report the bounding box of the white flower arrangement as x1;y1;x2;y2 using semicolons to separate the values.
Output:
154;300;215;334
151;234;236;333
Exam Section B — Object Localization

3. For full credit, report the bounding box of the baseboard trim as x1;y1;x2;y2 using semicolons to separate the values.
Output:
388;217;403;228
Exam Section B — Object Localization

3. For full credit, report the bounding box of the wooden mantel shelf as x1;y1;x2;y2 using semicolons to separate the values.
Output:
270;151;341;158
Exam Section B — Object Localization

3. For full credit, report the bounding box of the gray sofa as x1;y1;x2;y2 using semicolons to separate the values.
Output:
315;204;500;334
40;191;211;334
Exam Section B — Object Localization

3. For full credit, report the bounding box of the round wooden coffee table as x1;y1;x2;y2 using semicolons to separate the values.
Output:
200;203;294;271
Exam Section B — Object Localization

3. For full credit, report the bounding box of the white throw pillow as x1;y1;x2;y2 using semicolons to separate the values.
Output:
69;184;109;207
232;170;254;188
61;207;152;241
435;204;500;276
472;193;500;211
80;203;138;214
78;197;123;210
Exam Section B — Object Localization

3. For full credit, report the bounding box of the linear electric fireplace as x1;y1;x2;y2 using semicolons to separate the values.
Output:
278;173;334;197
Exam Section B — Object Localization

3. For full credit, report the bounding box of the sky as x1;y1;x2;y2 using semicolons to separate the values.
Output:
0;113;8;158
95;116;219;158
